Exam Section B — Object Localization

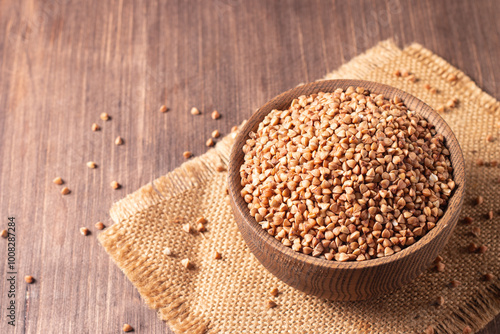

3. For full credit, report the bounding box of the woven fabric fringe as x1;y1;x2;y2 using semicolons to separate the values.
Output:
98;40;500;334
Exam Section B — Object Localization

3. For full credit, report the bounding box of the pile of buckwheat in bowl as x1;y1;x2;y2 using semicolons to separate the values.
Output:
239;86;455;262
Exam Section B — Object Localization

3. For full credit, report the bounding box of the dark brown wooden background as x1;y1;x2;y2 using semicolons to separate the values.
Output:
0;0;498;333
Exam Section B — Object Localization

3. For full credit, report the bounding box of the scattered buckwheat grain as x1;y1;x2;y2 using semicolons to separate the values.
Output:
435;295;445;306
406;74;416;83
61;187;71;195
436;105;445;113
100;112;110;121
183;151;192;159
265;300;277;309
191;107;200;115
430;87;437;94
214;251;222;259
212;130;220;138
490;160;498;167
393;70;401;77
231;125;239;133
196;217;207;225
206;138;215;147
211;110;221;119
436;262;445;272
25;275;34;284
196;223;206;232
80;227;89;236
401;69;410;77
95;222;105;230
164;247;172;256
447;73;458;82
478;244;488;254
240;87;454;261
486;134;494;142
463;216;474;225
216;165;226;172
487;210;494;220
462;325;472;334
1;230;7;238
122;324;133;332
434;255;443;263
468;242;478;253
92;123;100;131
423;84;431;90
87;161;97;169
270;287;279;296
484;273;495;281
115;136;124;145
159;105;168;113
471;226;481;237
424;325;435;334
182;223;192;233
450;279;461;288
111;181;121;189
475;196;484;205
446;99;456;108
53;177;63;185
181;258;191;269
476;159;484;166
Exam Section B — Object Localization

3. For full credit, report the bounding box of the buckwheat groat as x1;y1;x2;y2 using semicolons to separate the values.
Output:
240;87;454;261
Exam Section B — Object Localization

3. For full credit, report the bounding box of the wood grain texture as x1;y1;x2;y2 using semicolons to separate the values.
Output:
228;79;465;301
0;0;497;332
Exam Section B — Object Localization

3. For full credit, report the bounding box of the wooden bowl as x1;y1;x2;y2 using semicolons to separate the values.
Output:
228;79;465;301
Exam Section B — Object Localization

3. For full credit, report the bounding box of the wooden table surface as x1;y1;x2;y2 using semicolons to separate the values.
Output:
0;0;499;333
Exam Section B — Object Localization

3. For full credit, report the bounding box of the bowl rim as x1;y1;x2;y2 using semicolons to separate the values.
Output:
228;79;466;270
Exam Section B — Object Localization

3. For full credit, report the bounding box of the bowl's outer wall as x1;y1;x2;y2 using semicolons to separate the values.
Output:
228;80;466;301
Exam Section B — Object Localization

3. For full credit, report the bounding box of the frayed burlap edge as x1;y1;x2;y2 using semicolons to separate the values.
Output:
434;283;500;334
98;41;500;334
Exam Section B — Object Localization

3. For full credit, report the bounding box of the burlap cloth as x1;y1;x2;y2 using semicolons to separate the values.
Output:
98;41;500;334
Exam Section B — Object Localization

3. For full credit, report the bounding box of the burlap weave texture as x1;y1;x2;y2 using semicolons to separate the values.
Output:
98;41;500;334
